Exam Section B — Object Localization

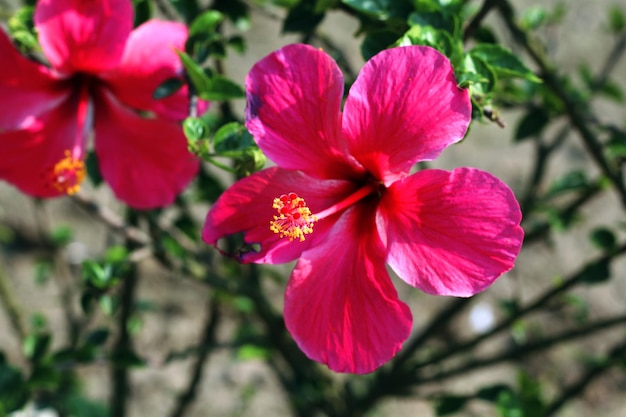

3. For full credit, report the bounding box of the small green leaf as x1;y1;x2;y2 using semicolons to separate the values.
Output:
176;50;212;93
85;151;103;187
110;349;146;368
608;5;626;33
362;30;399;60
50;225;73;247
460;53;496;95
521;6;548;29
476;384;513;402
213;122;255;154
283;1;325;33
606;129;626;157
23;333;51;361
514;107;550;141
200;75;245;101
183;117;209;143
589;227;617;252
579;259;611;284
435;395;468;416
470;44;542;83
599;79;624;103
544;171;588;199
85;328;110;346
342;0;392;19
189;10;224;38
132;0;152;26
153;77;184;100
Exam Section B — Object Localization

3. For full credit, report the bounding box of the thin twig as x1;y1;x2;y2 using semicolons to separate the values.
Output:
169;296;220;417
0;265;27;343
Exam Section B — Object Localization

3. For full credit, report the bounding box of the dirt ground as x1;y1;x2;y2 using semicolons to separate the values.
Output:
1;0;626;416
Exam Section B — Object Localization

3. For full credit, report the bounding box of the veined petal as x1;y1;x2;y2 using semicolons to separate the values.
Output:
0;95;83;197
285;204;412;374
378;168;524;297
34;0;133;73
103;20;201;120
93;89;198;209
343;46;471;186
246;43;364;179
0;29;69;129
203;167;356;264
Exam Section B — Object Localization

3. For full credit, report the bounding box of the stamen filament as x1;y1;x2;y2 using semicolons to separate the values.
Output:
314;183;377;220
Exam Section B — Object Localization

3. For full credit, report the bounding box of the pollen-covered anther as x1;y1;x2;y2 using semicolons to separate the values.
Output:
270;192;317;242
49;150;86;195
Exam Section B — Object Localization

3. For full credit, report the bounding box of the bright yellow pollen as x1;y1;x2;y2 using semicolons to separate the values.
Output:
50;150;86;195
270;192;317;242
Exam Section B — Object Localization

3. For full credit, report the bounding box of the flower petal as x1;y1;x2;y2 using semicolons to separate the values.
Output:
343;46;471;185
93;89;199;209
34;0;133;73
246;43;364;179
285;204;412;374
378;168;524;297
103;20;202;120
0;29;69;129
202;167;356;264
0;95;82;197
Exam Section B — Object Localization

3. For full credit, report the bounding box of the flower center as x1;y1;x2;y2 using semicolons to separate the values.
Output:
270;192;317;242
49;150;86;195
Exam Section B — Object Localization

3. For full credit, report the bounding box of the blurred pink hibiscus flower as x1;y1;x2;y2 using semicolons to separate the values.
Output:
203;44;524;373
0;0;202;209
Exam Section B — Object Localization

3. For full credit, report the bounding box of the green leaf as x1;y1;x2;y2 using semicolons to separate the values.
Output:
435;395;468;416
169;0;199;23
599;79;624;103
362;30;399;60
85;151;103;187
606;128;626;157
200;75;245;101
589;227;617;252
342;0;392;18
514;107;550;141
521;6;548;30
110;349;146;368
189;10;224;38
460;53;496;95
153;77;184;100
544;171;588;199
176;50;212;93
237;345;270;360
183;117;209;143
579;259;611;285
104;245;129;264
283;0;325;33
470;44;542;83
132;0;152;26
608;5;626;33
23;333;51;361
86;328;110;346
50;225;73;247
214;0;251;31
213;122;255;154
0;358;29;412
476;384;513;402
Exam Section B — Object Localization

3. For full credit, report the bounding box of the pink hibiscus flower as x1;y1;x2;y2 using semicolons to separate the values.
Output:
203;44;524;373
0;0;201;209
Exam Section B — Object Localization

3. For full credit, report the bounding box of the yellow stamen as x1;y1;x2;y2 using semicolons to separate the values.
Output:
50;150;86;195
270;192;317;242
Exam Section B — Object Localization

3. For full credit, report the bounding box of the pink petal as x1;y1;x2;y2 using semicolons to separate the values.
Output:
34;0;133;74
246;43;364;180
202;167;356;264
103;20;201;120
0;29;69;129
343;46;471;186
378;168;524;297
93;89;199;209
0;95;83;197
285;204;412;374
